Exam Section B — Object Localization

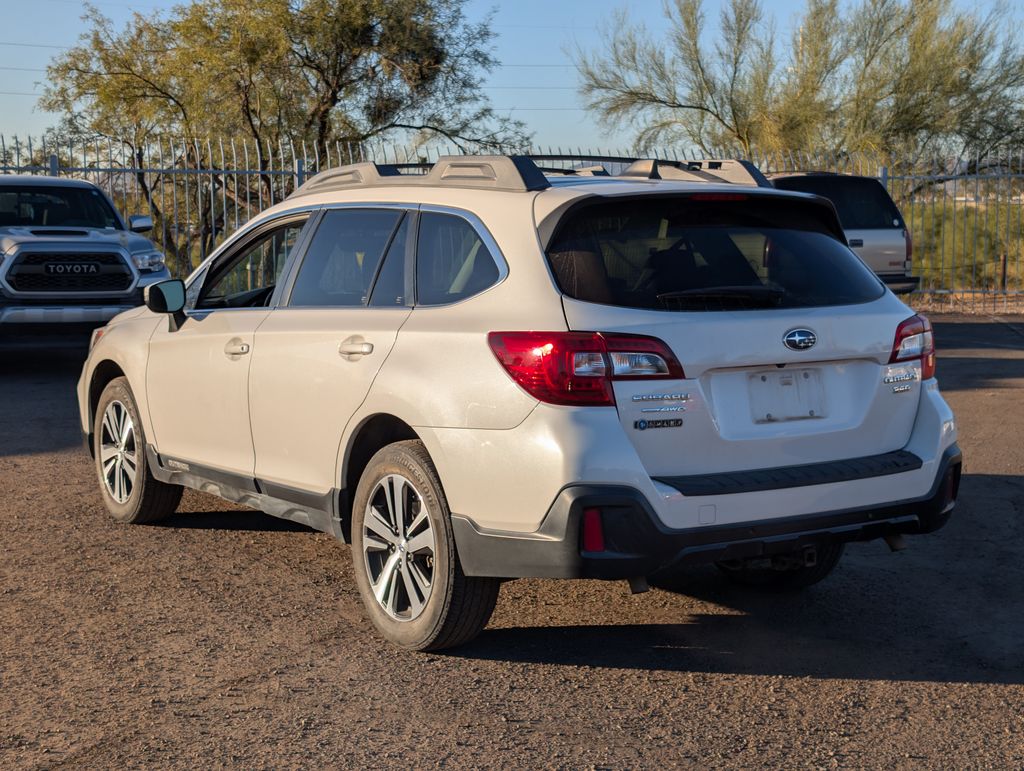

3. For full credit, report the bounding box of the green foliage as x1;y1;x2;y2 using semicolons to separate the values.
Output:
576;0;1024;159
906;201;1024;291
41;0;528;155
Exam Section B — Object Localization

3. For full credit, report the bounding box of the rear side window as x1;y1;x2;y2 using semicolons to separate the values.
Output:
289;209;403;307
546;195;884;312
416;212;500;305
772;176;902;229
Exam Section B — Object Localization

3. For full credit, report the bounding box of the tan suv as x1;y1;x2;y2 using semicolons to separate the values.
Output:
769;172;919;294
76;156;960;650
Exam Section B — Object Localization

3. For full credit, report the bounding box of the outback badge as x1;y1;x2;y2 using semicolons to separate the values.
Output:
634;418;683;431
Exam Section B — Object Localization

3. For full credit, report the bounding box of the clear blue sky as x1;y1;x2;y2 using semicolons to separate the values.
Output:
0;0;1015;149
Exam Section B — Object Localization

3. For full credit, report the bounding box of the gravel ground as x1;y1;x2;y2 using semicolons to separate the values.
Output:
0;314;1022;769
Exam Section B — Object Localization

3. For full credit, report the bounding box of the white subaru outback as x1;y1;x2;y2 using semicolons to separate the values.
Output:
76;155;962;650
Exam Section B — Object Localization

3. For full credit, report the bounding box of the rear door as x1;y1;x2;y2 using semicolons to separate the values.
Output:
547;193;921;478
248;206;412;498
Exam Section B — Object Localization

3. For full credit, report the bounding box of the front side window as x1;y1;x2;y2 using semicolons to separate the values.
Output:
289;209;404;307
196;219;307;309
546;195;885;311
416;212;500;305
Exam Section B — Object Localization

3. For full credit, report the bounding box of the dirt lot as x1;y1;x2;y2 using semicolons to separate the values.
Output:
0;315;1022;769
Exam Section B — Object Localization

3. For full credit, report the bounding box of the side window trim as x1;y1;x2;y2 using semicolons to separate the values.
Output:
414;204;509;307
185;209;317;314
280;202;416;309
365;210;413;307
273;207;325;307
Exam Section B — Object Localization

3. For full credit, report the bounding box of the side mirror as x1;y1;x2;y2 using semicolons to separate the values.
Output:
144;279;185;314
129;214;154;233
145;279;187;331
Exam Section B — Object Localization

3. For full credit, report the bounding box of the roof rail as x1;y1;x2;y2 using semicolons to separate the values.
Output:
619;158;771;187
290;155;551;199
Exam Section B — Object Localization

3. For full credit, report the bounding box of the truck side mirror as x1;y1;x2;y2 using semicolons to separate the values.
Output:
129;214;154;233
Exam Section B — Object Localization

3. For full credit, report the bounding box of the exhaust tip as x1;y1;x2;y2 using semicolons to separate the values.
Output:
884;534;907;552
627;576;650;594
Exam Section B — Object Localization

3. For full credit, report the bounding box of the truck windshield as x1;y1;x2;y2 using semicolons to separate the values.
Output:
0;186;121;229
546;195;885;311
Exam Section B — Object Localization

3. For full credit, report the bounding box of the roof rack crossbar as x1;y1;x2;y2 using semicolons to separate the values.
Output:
526;153;640;165
290;155;551;198
288;153;772;198
618;157;772;187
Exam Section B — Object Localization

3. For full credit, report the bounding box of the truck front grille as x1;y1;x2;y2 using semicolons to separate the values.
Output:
6;252;132;293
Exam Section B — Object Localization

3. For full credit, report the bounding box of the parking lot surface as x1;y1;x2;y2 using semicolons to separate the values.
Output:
0;315;1022;768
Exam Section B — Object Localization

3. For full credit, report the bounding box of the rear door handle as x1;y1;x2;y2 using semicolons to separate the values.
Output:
339;339;374;358
848;238;864;247
224;339;250;356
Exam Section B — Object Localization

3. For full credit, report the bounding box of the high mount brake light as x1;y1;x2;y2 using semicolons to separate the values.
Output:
889;313;935;379
487;331;685;407
688;193;749;202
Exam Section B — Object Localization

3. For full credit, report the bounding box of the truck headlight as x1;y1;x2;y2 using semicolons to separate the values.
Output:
131;250;166;271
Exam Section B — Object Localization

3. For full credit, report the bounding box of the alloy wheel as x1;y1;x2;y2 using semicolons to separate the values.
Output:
99;400;138;504
362;474;436;621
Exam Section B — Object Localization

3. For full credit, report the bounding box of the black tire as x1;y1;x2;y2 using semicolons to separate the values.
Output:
93;377;182;524
350;440;499;651
717;541;845;591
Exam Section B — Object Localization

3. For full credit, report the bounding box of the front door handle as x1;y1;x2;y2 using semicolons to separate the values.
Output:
224;339;250;357
339;337;374;359
848;238;864;247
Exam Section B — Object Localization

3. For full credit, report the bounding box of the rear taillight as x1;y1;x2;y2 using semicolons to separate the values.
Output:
904;228;913;271
487;331;684;407
889;314;935;379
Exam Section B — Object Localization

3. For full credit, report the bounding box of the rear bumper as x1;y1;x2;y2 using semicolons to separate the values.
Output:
881;274;920;295
453;443;961;579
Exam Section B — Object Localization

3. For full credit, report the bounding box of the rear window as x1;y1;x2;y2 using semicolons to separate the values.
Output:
771;176;902;230
546;195;885;312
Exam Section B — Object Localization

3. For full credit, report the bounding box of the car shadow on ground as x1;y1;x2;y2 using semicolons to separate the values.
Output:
0;337;89;457
153;509;314;532
452;471;1024;686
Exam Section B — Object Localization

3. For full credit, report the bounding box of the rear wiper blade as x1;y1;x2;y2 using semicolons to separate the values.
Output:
657;285;785;301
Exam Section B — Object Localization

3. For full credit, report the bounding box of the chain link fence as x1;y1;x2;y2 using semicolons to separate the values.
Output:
1;135;1022;311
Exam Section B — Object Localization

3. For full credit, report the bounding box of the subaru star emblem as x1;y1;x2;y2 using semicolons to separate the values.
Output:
783;328;817;351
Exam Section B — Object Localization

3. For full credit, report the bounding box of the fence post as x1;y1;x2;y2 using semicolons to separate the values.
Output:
48;154;59;177
879;165;888;189
294;157;305;188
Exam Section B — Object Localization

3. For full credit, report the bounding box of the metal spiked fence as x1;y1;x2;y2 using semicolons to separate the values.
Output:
1;135;1022;310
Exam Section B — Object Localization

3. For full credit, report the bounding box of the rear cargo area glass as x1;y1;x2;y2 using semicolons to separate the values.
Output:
546;196;885;311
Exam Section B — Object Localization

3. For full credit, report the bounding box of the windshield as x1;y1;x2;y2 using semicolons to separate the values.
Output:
546;195;885;311
771;176;902;230
0;185;121;229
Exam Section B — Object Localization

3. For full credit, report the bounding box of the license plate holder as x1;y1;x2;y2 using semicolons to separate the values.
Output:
748;368;826;423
